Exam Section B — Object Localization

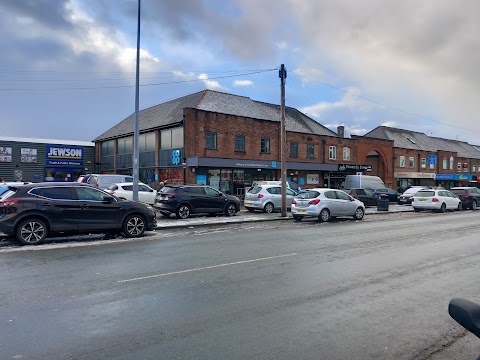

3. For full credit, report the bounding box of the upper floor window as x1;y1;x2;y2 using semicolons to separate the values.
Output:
290;142;298;158
399;156;405;168
206;131;217;150
450;157;454;170
421;158;426;169
457;162;462;172
473;164;477;173
343;147;350;161
235;135;245;152
261;138;270;153
329;146;336;160
307;144;315;159
443;158;447;170
464;162;468;172
409;157;414;168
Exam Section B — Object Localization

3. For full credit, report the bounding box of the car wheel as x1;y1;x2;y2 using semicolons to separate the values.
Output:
225;203;237;217
246;207;255;212
122;214;146;238
353;207;364;220
293;215;303;222
318;208;330;222
16;218;48;245
263;202;274;213
176;204;191;219
439;203;447;213
472;201;477;211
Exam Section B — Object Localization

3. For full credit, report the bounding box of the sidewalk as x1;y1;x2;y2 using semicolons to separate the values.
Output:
155;204;414;229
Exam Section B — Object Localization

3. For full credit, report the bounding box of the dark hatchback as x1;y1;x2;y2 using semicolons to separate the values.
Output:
450;187;480;210
344;188;378;206
373;187;399;202
0;182;157;245
154;184;241;219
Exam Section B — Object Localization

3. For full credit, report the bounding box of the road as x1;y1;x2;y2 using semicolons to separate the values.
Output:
1;210;479;359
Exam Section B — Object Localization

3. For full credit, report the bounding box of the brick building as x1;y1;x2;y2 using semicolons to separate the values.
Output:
93;90;394;194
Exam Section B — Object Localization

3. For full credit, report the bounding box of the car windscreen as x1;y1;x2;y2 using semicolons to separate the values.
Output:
249;186;262;194
451;189;467;195
415;191;435;197
296;191;320;199
160;186;177;194
404;188;423;194
288;182;299;191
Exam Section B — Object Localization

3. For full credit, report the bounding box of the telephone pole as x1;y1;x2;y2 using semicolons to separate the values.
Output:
279;64;287;217
132;0;141;201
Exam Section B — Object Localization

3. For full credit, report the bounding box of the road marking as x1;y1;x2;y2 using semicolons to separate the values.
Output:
117;253;298;283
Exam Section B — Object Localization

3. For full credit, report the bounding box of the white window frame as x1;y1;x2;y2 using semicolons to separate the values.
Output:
399;156;405;168
329;146;336;160
343;147;350;161
442;158;447;170
409;157;414;168
421;158;426;169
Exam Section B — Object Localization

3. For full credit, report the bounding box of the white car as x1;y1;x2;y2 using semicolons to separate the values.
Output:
106;182;157;205
291;188;365;222
411;189;461;212
244;184;296;213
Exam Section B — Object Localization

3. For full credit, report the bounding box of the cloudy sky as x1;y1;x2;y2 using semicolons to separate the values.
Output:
1;0;480;145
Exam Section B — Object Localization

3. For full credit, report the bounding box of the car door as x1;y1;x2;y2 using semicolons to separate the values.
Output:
138;184;155;204
445;190;459;208
268;187;281;209
324;190;342;215
286;188;295;208
185;186;210;213
74;186;122;231
204;186;227;213
335;190;356;215
31;186;79;232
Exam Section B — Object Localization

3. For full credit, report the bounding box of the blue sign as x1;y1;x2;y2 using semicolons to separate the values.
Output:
454;174;472;181
196;175;207;185
46;146;83;160
428;155;436;165
435;174;454;180
171;149;181;165
271;161;277;168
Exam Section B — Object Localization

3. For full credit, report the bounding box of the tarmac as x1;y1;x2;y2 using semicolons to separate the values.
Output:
154;203;414;229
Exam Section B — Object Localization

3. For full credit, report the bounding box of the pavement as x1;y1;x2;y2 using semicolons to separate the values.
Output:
154;203;414;229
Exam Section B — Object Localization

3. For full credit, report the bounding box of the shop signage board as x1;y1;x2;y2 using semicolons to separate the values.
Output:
337;164;372;172
46;145;84;166
394;172;435;179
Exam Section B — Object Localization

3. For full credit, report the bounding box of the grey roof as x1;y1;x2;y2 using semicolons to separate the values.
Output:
0;136;94;147
94;89;337;141
365;126;480;159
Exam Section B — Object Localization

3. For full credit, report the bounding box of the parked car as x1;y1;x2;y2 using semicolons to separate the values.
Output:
397;186;429;205
450;187;480;210
106;182;157;205
344;188;378;206
154;184;241;219
78;174;134;190
0;182;157;245
373;187;399;202
0;182;31;198
291;188;365;222
411;189;461;213
246;180;304;195
244;184;296;213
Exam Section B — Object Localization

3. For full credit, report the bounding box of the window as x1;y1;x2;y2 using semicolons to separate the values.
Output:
206;132;217;150
329;146;336;160
474;165;477;173
343;147;350;161
457;162;462;172
464;162;468;172
235;135;245;152
421;158;426;169
261;138;270;153
172;127;184;148
409;157;414;168
75;187;110;201
450;157;454;170
290;142;298;157
32;187;74;200
443;158;447;170
307;144;315;159
399;156;405;168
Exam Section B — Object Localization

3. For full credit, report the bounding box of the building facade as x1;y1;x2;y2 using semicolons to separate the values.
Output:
0;137;95;182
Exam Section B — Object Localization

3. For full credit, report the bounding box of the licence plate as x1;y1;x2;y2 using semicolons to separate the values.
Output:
296;209;307;213
418;199;427;202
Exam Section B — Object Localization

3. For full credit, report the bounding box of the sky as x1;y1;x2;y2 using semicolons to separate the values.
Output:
1;0;480;145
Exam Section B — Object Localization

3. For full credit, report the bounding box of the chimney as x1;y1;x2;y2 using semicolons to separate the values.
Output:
337;125;345;138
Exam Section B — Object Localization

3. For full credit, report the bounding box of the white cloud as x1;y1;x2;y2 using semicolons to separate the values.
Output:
198;73;225;90
233;80;254;87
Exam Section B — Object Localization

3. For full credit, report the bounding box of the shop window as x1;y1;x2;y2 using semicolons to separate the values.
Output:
261;138;270;153
329;146;336;160
235;135;245;152
399;156;405;168
290;142;298;158
206;132;217;150
307;144;315;159
343;147;350;161
421;158;426;169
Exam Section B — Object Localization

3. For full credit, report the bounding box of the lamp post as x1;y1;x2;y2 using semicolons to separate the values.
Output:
132;0;141;201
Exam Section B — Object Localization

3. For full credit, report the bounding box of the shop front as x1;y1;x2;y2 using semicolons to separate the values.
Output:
328;164;373;189
395;171;436;192
45;145;93;182
435;173;473;188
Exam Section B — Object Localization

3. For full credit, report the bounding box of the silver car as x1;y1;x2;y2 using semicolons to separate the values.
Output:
244;185;296;213
291;188;365;222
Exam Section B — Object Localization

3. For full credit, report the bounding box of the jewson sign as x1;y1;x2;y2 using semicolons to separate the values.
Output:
46;146;83;166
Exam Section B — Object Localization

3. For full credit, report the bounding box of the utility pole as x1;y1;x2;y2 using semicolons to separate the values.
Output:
133;0;141;201
279;64;287;217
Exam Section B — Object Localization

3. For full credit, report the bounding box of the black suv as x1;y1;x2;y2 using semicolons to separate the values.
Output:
0;182;157;245
450;187;480;210
154;184;241;219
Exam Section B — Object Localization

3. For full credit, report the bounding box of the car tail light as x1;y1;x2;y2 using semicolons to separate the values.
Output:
0;199;19;208
432;198;439;202
464;195;470;198
258;194;264;199
309;199;320;205
292;199;296;205
411;198;414;202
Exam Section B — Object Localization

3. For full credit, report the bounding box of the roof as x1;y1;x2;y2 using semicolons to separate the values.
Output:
93;89;338;141
364;126;480;159
0;136;94;147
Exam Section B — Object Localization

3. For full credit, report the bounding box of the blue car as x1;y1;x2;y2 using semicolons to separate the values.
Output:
373;187;399;202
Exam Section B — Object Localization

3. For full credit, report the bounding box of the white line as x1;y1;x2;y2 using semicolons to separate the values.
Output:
118;253;298;283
